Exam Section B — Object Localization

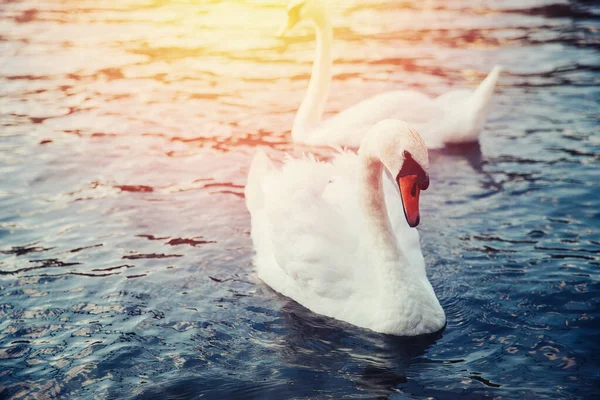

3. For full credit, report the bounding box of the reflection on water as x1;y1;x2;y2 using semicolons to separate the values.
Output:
1;0;599;398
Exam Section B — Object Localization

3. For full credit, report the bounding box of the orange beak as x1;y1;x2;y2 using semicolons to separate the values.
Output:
397;175;421;227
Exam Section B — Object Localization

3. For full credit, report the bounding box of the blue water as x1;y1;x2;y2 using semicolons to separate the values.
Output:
1;0;599;398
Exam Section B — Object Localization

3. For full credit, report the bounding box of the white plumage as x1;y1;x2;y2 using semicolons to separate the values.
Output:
280;0;501;148
245;120;446;336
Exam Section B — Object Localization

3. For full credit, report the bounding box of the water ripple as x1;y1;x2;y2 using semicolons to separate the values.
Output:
1;0;599;398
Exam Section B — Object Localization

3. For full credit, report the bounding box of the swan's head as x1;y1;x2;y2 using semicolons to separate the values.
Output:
277;0;327;37
360;119;430;228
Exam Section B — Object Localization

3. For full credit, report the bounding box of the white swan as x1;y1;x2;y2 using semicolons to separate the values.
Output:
245;119;446;336
279;0;501;149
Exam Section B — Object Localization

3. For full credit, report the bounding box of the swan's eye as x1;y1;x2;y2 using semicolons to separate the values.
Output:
399;151;429;191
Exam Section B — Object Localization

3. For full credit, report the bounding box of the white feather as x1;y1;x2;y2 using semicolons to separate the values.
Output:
283;0;501;148
246;120;446;336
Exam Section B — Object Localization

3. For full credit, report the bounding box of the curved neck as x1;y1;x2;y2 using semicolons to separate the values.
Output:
358;154;409;269
292;15;333;141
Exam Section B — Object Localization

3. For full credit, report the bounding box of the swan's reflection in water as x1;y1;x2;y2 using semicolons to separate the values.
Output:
278;299;445;396
438;142;484;173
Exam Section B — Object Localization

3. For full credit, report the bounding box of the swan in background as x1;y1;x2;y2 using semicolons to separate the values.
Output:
278;0;501;149
245;119;446;336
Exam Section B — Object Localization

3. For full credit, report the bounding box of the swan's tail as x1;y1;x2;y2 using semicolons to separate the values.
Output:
460;65;502;139
245;149;273;212
471;65;502;114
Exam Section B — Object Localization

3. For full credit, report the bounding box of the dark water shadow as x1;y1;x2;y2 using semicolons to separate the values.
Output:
433;141;484;173
276;299;446;396
431;141;502;192
131;296;446;400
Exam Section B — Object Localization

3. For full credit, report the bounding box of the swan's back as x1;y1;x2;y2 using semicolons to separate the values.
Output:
304;91;439;147
295;67;500;149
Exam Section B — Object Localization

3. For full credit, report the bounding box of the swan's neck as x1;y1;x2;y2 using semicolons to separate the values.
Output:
292;15;333;141
359;155;410;280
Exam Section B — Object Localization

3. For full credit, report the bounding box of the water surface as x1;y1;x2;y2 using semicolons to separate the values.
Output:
1;0;599;398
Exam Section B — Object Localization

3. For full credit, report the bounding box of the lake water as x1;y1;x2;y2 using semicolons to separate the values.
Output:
1;0;599;398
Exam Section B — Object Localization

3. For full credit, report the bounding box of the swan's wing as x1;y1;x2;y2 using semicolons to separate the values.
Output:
259;154;361;300
245;149;274;213
433;89;472;107
308;90;441;147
